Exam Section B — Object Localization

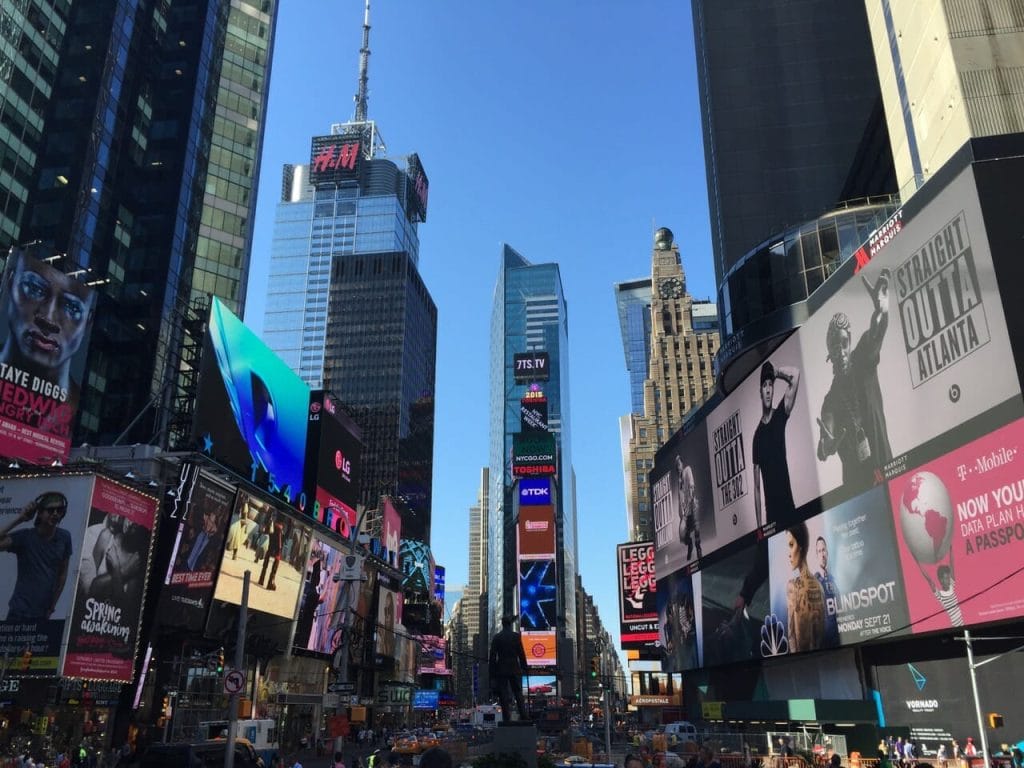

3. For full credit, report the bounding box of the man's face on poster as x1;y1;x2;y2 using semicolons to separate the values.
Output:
761;378;775;409
828;327;852;375
816;537;829;572
6;254;94;373
202;507;221;536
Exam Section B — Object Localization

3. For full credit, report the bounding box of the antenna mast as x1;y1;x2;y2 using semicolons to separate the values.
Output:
354;0;371;122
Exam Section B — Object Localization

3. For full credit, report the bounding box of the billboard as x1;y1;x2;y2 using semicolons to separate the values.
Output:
520;630;556;667
380;496;401;569
699;541;768;668
799;165;1020;501
513;352;550;383
63;477;158;680
0;247;97;464
375;586;402;660
656;568;700;672
412;689;439;710
517;504;555;558
0;475;94;675
766;485;910;657
652;420;716;575
158;465;235;630
889;417;1024;634
400;539;433;594
304;391;362;537
416;634;448;675
194;298;309;510
519;558;556;633
520;387;549;432
433;564;445;606
294;536;349;655
518;477;552;506
512;432;556;478
211;492;313;619
406;153;429;222
617;542;658;649
309;134;362;185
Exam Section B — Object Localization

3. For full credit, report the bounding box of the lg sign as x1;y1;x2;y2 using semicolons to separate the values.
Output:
519;478;551;506
335;450;352;481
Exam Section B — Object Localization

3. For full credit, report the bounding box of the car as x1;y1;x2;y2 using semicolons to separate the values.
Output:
141;741;264;768
564;757;590;765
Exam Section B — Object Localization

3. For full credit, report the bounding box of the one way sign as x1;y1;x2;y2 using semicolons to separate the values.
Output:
327;681;355;694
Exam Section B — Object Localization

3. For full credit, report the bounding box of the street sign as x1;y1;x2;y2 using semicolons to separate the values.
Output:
327;681;355;694
223;668;245;695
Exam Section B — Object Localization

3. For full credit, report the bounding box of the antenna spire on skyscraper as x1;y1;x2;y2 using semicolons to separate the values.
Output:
354;0;371;122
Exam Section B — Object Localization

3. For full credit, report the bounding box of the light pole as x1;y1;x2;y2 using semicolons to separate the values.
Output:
956;631;1024;766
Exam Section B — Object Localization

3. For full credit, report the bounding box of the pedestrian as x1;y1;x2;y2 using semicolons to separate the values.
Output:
291;755;303;768
964;739;977;758
333;752;345;768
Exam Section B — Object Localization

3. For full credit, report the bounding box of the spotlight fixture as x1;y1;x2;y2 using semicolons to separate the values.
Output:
125;471;137;480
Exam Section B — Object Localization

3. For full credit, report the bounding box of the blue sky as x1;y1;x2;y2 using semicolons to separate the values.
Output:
244;2;716;655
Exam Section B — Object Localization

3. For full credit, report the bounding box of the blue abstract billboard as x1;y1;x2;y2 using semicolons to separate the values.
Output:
194;298;309;509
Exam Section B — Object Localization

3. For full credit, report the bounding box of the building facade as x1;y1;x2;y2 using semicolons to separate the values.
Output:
487;244;578;684
263;140;436;541
620;228;719;542
0;0;277;446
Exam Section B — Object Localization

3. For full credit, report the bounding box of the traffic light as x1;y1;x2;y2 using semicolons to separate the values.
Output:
589;656;599;679
81;680;91;705
20;648;31;671
216;648;225;675
988;713;1005;729
161;695;171;717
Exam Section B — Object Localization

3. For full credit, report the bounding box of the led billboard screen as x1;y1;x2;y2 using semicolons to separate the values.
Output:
651;158;1024;672
211;492;313;619
0;475;94;676
617;542;658;649
294;536;349;655
63;477;158;681
375;586;402;660
0;247;97;464
519;559;556;633
416;634;448;675
512;432;556;478
304;391;362;538
513;352;550;383
406;153;429;222
517;504;555;558
158;465;235;630
400;539;434;594
194;298;309;510
309;134;362;185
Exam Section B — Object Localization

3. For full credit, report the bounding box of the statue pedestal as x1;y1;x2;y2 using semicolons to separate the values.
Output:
494;721;538;768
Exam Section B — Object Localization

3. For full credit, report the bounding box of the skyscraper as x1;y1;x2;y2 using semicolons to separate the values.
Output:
262;5;436;542
0;0;278;446
488;245;577;679
619;228;718;542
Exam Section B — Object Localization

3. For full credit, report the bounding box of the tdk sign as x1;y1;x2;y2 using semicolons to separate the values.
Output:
519;478;551;505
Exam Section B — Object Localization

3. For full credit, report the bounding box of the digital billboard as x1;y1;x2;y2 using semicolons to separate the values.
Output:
512;432;556;478
513;352;550;383
379;495;401;569
520;386;549;432
520;630;556;667
649;157;1024;673
656;568;700;672
416;634;449;675
406;153;429;222
294;536;348;655
799;165;1020;501
889;417;1024;634
309;134;362;185
617;542;658;650
158;465;235;630
0;474;94;676
766;485;910;657
304;391;362;538
0;246;97;464
433;564;445;606
211;492;313;619
194;298;309;510
652;420;716;576
517;504;555;558
400;539;434;594
412;689;439;710
518;477;552;507
375;585;402;660
519;558;556;633
63;477;158;681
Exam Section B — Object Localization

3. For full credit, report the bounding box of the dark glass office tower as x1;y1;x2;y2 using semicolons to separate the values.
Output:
0;0;277;446
693;0;896;287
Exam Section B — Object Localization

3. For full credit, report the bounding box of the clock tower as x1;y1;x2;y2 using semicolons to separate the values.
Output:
622;227;719;542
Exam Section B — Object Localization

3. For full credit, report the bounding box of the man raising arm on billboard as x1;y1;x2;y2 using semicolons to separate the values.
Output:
0;493;73;621
816;268;893;488
752;360;801;528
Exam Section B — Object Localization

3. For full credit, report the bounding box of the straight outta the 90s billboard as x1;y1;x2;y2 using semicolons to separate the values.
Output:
651;157;1024;670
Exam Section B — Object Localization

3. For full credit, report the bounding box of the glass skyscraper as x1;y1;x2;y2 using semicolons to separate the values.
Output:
264;143;436;542
488;245;577;674
0;0;278;446
614;278;653;416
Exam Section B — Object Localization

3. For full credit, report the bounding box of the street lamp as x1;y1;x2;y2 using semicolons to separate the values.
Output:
956;629;1024;765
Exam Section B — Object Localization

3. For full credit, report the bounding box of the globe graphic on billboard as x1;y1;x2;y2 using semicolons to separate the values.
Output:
898;471;954;564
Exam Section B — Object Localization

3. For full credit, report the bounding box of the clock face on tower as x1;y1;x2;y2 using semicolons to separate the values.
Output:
658;277;684;299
